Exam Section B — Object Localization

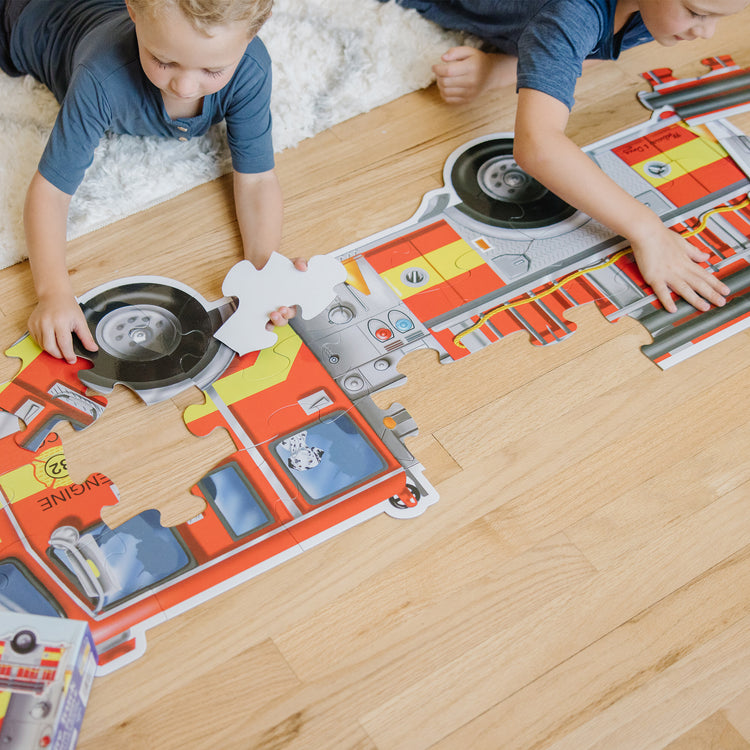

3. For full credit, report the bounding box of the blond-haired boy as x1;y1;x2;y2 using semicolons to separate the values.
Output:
1;0;297;363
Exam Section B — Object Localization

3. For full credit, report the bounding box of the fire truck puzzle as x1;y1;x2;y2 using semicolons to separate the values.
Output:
1;55;750;675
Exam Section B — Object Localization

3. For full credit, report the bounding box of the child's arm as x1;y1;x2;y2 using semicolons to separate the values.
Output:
513;88;729;313
24;171;99;363
233;168;304;327
233;168;282;269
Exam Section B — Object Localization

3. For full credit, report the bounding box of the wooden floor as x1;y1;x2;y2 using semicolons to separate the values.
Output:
2;16;750;750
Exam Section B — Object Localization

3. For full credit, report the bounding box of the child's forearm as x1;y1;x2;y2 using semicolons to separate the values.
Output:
24;171;99;362
513;92;659;241
233;169;283;269
24;171;74;300
523;133;664;244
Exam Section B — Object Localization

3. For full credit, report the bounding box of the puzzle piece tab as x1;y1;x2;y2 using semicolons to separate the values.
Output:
214;253;347;355
1;335;107;453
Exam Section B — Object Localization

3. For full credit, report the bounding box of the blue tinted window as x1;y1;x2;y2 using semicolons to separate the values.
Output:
273;412;386;503
0;560;61;617
199;464;273;539
49;509;193;609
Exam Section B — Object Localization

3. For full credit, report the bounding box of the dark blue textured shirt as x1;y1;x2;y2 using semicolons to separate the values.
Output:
384;0;653;109
8;0;274;194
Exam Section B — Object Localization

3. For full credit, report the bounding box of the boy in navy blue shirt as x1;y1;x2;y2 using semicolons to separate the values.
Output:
1;0;299;363
382;0;749;314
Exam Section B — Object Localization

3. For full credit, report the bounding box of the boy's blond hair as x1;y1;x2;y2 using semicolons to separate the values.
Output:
130;0;273;36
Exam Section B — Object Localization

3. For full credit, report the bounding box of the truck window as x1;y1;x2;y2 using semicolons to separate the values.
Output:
272;412;386;505
47;510;194;611
0;559;63;618
198;463;274;540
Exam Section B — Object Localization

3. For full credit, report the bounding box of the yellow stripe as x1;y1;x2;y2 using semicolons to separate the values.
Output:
0;444;72;506
0;692;10;718
633;136;726;186
691;123;726;156
87;558;100;578
0;464;42;505
667;138;726;171
184;325;302;422
379;239;484;298
379;257;443;299
424;239;485;279
0;336;44;397
632;156;688;187
4;336;44;372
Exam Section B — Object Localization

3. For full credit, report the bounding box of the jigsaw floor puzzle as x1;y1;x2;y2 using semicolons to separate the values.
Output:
1;55;750;675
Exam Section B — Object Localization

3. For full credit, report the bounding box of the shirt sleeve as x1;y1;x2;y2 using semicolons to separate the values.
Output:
224;50;275;174
515;0;605;110
38;65;112;195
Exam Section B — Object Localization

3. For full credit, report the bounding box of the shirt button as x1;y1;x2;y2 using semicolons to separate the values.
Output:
177;126;188;132
178;137;188;142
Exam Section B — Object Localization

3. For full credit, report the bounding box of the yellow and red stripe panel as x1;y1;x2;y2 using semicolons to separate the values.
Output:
612;123;746;207
364;221;504;321
40;646;63;669
182;325;301;443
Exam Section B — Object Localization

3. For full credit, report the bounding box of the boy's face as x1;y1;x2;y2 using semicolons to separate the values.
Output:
126;1;251;109
637;0;749;45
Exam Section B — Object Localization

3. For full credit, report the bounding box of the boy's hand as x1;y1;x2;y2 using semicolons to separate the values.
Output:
432;47;516;105
630;225;729;313
265;257;308;331
28;292;99;364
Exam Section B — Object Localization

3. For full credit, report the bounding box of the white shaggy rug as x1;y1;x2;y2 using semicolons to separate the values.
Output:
0;0;465;270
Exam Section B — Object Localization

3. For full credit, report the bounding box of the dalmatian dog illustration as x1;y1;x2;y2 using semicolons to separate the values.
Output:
278;430;325;471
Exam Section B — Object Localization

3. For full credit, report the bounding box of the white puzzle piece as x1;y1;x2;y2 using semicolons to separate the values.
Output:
215;253;347;354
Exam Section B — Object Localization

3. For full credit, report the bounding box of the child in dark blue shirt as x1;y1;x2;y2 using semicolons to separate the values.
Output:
1;0;298;363
382;0;750;314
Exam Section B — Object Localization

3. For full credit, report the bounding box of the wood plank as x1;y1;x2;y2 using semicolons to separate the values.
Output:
274;531;595;682
724;688;750;743
539;610;750;750
359;483;750;749
428;543;750;750
665;713;750;750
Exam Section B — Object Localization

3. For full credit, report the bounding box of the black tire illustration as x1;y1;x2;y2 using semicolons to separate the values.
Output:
388;482;421;510
73;281;228;395
11;629;37;654
450;138;577;228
